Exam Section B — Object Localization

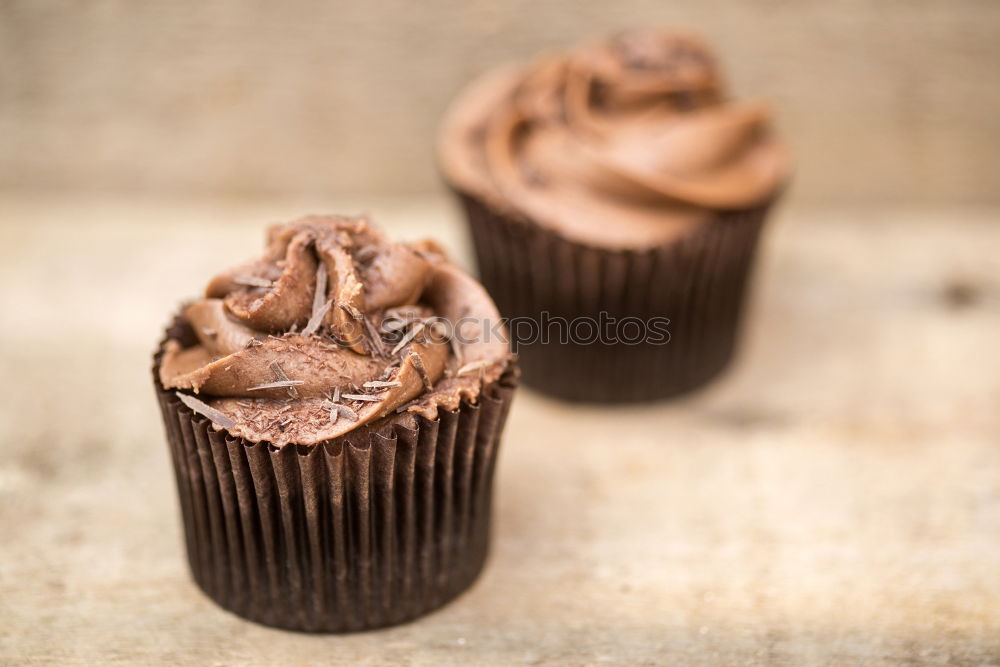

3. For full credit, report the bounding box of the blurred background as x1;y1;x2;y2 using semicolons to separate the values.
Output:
2;0;999;205
2;2;999;665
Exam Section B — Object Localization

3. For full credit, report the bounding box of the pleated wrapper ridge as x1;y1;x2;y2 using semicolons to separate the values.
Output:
153;335;517;632
458;191;773;402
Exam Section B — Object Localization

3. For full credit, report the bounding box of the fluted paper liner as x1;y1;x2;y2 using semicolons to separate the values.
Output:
458;192;772;402
153;342;517;632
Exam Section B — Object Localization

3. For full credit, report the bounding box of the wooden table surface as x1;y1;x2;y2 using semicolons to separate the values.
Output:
1;195;998;665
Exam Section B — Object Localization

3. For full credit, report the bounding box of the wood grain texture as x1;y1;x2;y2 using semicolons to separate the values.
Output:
2;1;999;204
0;195;998;665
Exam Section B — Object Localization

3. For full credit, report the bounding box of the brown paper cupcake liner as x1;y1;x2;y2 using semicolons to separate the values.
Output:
153;343;517;633
459;192;772;402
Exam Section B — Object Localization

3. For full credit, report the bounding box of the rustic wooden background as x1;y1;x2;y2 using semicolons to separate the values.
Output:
1;1;999;665
1;195;998;664
2;0;999;205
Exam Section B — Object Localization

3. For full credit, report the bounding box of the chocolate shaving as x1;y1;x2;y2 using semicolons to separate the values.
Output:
341;393;380;402
234;275;273;288
175;392;236;431
269;361;299;398
379;363;399;380
301;263;329;338
408;350;433;392
322;400;358;422
363;380;401;389
321;387;361;422
363;315;387;357
338;302;363;321
247;380;305;391
302;299;332;337
314;262;329;310
391;321;425;355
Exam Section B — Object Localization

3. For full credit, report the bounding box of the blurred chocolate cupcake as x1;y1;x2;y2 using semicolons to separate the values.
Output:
439;29;789;401
153;215;516;632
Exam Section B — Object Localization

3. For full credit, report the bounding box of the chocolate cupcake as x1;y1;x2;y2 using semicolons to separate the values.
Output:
153;215;516;632
439;29;789;402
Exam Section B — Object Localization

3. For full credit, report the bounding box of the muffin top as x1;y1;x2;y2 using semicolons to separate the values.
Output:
159;215;511;446
439;28;789;248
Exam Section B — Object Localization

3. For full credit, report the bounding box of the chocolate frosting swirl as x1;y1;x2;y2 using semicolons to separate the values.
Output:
439;29;789;248
160;215;509;446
